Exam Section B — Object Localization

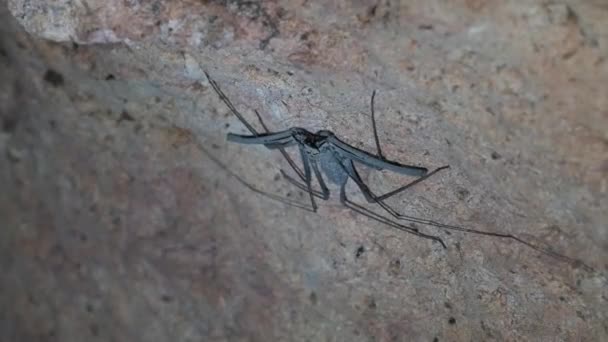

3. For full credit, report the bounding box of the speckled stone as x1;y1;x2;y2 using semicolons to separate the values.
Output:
2;1;607;341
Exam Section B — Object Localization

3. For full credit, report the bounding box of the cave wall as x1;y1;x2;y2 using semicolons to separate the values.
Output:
1;1;607;341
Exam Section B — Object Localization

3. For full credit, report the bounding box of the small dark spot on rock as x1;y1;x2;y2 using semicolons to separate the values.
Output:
355;245;365;258
433;338;439;342
90;323;99;336
224;123;230;128
2;116;18;133
276;7;288;19
267;68;279;76
72;42;79;50
79;233;88;242
273;173;281;181
406;66;415;72
364;4;377;20
562;49;577;60
211;143;220;149
287;71;294;76
43;69;64;87
49;120;57;129
559;296;565;302
418;24;433;30
448;317;456;325
161;295;173;302
444;302;452;309
491;151;501;160
85;303;94;313
388;259;401;276
300;32;310;40
456;188;470;201
117;110;135;124
576;310;585;321
309;291;317;305
367;298;376;309
105;74;115;81
112;216;121;226
27;293;38;305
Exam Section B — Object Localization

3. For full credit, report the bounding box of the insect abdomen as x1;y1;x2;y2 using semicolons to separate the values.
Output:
318;151;348;185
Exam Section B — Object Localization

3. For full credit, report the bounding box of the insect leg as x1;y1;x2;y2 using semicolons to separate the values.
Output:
205;71;258;134
299;148;318;212
344;161;591;270
329;137;428;176
370;90;384;159
199;145;315;212
253;109;306;181
205;71;306;181
366;89;449;199
375;166;450;201
277;157;331;200
309;158;330;200
338;177;446;248
227;130;295;145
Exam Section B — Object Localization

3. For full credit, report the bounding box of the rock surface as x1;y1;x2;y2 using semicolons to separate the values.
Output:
1;0;607;341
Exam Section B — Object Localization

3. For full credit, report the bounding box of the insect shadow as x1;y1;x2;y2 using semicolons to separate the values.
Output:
202;71;590;271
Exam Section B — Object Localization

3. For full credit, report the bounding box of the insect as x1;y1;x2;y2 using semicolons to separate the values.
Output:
203;71;591;271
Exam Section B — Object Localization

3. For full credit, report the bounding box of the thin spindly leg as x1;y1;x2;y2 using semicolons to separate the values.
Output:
278;157;331;200
227;130;295;145
280;170;327;198
253;110;306;181
300;148;318;212
370;90;384;159
339;178;447;248
375;165;450;201
205;71;306;181
346;160;446;204
199;145;315;212
205;71;257;134
343;161;591;270
309;158;330;200
366;89;449;200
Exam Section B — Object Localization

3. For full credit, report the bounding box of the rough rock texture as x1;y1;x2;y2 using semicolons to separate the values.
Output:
1;0;607;341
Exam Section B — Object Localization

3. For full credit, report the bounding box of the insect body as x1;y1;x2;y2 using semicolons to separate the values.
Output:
203;71;591;271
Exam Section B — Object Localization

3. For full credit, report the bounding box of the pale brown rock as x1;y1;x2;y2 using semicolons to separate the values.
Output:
1;1;607;341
